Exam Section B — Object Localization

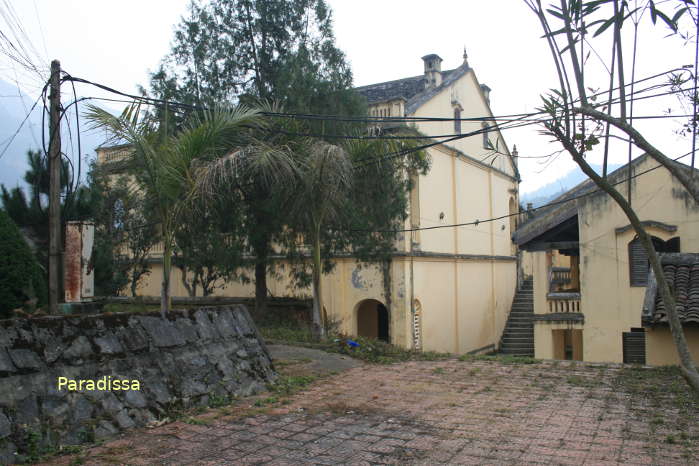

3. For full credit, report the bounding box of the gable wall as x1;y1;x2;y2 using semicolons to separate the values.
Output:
577;156;699;363
416;145;517;258
411;71;515;178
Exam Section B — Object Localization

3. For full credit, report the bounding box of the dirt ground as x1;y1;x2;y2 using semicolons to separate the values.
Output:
41;346;699;465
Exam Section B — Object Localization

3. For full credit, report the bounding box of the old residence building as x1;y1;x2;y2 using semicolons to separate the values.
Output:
97;51;522;354
514;155;699;365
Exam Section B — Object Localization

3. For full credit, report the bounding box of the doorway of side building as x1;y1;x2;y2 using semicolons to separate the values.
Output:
356;299;390;342
552;329;583;360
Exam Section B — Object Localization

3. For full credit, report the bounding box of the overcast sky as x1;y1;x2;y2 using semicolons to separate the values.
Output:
1;0;694;194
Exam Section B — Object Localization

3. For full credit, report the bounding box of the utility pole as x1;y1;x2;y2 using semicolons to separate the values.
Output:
48;59;61;314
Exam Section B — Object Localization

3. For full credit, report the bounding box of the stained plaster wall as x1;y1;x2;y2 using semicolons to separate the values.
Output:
578;157;699;364
411;70;516;177
532;156;699;363
96;63;519;355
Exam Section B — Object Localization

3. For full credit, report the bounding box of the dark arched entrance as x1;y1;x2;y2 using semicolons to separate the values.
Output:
356;299;390;342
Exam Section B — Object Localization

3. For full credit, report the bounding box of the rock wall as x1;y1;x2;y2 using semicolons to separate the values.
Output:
0;305;275;463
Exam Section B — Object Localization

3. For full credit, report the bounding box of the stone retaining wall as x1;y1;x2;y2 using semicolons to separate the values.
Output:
0;305;275;463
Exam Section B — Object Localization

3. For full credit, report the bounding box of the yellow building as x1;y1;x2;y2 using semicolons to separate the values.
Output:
514;154;699;365
97;51;521;354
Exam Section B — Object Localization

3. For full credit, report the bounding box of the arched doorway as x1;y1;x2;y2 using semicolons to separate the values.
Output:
356;299;390;342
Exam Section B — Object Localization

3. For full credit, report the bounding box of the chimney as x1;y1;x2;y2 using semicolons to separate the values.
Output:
422;54;443;89
480;84;491;104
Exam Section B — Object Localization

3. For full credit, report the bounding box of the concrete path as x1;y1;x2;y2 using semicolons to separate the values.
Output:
267;344;363;376
42;354;699;465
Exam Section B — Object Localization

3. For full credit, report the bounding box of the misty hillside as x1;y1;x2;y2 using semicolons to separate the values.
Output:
521;162;622;208
0;78;106;192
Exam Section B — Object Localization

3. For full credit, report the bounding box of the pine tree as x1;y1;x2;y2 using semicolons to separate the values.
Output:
148;0;366;313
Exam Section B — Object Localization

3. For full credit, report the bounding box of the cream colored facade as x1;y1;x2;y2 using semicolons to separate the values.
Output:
517;155;699;365
97;52;521;354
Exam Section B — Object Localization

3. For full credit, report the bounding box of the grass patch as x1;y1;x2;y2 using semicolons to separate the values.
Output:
612;365;699;458
329;336;451;364
614;365;699;414
101;303;190;314
267;375;317;396
258;317;452;365
253;396;279;407
183;417;211;426
458;354;541;365
566;375;594;387
259;324;317;344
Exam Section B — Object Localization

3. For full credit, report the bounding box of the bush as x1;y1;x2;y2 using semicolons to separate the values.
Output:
0;209;46;317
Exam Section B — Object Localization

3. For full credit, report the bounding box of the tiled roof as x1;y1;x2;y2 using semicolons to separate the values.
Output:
354;67;465;108
511;158;643;247
355;74;427;104
513;155;699;247
644;253;699;325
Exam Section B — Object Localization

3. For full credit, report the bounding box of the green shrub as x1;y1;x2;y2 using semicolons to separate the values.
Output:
0;209;46;317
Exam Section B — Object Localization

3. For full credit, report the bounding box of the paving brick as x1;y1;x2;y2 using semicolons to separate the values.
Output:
38;358;699;466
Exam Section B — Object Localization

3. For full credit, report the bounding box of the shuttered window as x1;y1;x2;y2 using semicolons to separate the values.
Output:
454;108;461;134
628;236;680;286
629;237;649;286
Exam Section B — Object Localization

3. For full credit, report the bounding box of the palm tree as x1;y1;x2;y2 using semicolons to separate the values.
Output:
85;103;261;315
288;141;353;337
289;126;429;338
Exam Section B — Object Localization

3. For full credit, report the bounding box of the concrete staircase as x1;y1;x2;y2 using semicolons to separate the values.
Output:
499;278;534;356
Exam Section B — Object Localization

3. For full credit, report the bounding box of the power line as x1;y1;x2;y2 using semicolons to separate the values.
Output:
61;72;697;177
0;81;47;160
345;151;693;234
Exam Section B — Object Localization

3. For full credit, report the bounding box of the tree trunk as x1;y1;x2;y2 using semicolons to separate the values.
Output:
577;105;699;204
130;272;138;297
179;265;197;297
311;227;325;339
161;241;172;317
254;258;267;315
252;233;270;316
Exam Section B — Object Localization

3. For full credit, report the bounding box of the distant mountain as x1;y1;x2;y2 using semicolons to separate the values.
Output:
521;162;622;208
0;78;106;193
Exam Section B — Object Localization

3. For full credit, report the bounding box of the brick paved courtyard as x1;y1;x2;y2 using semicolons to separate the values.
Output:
44;356;699;465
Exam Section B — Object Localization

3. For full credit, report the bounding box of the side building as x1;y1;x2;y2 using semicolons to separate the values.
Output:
97;51;521;354
514;154;699;365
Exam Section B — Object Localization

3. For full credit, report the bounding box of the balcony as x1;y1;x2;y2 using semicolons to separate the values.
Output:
546;292;581;313
96;146;132;171
532;265;584;324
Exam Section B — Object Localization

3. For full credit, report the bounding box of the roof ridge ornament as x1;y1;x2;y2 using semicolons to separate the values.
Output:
463;46;469;67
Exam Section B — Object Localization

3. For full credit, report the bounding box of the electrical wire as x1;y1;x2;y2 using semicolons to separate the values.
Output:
345;151;694;234
0;81;46;159
28;70;694;241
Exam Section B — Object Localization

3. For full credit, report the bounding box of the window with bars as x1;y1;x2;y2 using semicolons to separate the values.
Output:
412;300;422;350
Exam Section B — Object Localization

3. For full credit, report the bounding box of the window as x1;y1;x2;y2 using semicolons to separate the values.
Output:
628;235;680;286
482;122;490;149
454;108;461;134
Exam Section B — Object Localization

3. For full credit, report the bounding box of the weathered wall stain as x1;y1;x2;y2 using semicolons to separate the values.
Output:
351;268;366;290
